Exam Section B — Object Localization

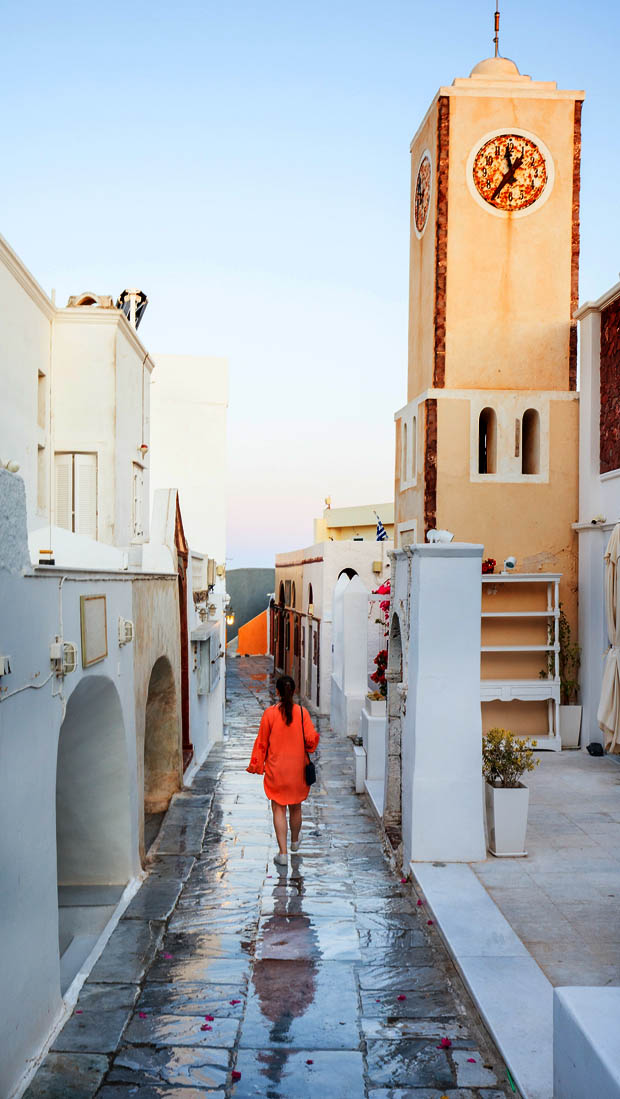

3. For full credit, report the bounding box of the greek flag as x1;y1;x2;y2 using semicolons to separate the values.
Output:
376;515;388;541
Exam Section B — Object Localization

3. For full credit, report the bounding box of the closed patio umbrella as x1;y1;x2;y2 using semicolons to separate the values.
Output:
597;523;620;753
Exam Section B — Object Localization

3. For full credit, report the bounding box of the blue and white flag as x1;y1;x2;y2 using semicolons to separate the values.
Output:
376;515;388;541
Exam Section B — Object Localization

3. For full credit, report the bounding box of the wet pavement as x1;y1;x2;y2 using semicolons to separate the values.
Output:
26;657;512;1099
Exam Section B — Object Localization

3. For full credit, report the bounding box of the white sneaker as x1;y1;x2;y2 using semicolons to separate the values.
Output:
290;841;300;853
274;852;288;866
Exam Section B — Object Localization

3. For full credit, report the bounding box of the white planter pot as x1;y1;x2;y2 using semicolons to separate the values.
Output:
559;705;582;748
485;782;529;857
366;698;387;717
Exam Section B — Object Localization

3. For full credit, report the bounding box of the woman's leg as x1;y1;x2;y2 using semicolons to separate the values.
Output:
289;802;302;844
271;801;288;854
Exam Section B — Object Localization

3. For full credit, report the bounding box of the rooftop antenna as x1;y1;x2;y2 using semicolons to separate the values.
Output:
493;0;500;57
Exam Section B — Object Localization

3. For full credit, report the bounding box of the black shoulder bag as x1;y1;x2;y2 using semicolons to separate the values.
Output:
300;705;316;786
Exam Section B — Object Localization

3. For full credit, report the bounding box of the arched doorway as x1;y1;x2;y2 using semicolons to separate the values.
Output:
144;655;180;851
276;582;285;670
56;676;131;992
384;614;403;847
338;567;358;581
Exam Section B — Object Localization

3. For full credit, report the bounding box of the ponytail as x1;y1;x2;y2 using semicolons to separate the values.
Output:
276;675;295;725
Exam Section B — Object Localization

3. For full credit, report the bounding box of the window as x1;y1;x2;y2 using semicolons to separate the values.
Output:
522;409;540;474
478;408;497;475
410;416;417;480
402;421;408;480
291;582;296;609
132;463;144;539
54;452;97;538
308;583;314;615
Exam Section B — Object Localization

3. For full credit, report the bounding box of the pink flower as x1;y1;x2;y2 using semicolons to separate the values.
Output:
205;1014;214;1021
306;1059;314;1065
437;1037;452;1049
427;919;434;925
201;1023;212;1031
397;994;407;1001
232;1070;242;1081
138;1011;147;1019
400;877;407;884
417;899;423;907
467;1057;476;1063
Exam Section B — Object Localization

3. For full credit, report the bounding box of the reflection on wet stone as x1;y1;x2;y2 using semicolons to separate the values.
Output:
25;658;510;1099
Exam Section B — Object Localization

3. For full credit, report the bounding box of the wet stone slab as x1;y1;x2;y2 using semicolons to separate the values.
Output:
365;1041;455;1088
360;989;465;1020
122;876;185;921
239;960;360;1050
51;984;138;1053
256;915;361;962
87;919;164;984
123;1011;239;1048
135;981;247;1017
232;1048;366;1098
108;1041;231;1088
99;1087;223;1098
155;793;213;855
22;1052;109;1099
145;953;251;986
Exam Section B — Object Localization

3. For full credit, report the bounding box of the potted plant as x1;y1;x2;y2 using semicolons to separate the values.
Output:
482;728;539;857
541;605;582;748
366;688;387;716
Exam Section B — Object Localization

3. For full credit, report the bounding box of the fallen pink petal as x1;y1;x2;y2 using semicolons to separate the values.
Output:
427;919;434;925
397;994;407;1001
417;899;423;906
438;1037;452;1049
230;999;241;1005
205;1014;214;1021
138;1012;147;1019
400;876;407;883
74;1010;83;1015
162;953;173;960
467;1057;476;1063
232;1070;242;1081
306;1059;314;1064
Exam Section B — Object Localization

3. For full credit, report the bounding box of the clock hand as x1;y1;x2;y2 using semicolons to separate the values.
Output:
491;152;524;200
505;146;513;171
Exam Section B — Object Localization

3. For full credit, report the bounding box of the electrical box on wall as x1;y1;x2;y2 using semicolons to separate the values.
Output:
118;617;135;646
50;639;77;676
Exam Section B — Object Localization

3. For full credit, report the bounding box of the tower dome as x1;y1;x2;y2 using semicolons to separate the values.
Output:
470;56;521;78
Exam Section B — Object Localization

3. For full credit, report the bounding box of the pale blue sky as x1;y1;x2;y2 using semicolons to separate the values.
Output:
1;1;617;566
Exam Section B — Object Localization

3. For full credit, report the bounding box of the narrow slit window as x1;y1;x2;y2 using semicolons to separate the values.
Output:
478;408;497;474
411;416;417;480
522;409;540;474
402;421;408;480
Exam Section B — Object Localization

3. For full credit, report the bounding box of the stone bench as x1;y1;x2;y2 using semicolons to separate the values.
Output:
554;987;620;1099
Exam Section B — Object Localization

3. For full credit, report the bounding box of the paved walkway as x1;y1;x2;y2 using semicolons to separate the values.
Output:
27;657;511;1099
473;748;620;987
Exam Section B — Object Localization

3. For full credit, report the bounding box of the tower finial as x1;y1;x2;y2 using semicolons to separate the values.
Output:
494;1;500;57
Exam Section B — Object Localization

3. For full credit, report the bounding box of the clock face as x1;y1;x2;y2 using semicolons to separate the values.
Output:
414;153;432;234
472;133;548;213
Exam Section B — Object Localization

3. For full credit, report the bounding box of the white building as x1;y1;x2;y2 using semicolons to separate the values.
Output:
575;279;620;748
274;537;392;715
0;235;226;1098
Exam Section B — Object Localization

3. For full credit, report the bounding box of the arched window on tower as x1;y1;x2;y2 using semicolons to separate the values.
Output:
307;583;314;616
402;421;408;481
522;409;540;474
478;408;497;474
410;415;417;480
291;582;296;609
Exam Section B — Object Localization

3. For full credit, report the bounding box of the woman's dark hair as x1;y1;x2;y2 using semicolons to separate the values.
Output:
276;675;295;725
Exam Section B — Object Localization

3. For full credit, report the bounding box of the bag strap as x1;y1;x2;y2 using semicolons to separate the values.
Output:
299;704;310;763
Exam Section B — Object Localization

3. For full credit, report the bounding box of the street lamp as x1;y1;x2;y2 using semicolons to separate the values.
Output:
226;608;235;627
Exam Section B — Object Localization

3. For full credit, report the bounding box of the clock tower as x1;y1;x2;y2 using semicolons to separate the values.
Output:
395;53;584;605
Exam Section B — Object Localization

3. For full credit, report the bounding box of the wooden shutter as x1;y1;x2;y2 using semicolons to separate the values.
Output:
54;453;72;531
74;453;97;539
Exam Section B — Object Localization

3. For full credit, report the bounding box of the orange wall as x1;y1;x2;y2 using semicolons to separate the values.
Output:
237;609;269;656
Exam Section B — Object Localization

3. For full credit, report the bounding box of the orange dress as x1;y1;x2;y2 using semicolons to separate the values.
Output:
247;703;320;805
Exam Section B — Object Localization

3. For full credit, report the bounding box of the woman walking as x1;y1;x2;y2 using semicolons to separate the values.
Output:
247;675;320;866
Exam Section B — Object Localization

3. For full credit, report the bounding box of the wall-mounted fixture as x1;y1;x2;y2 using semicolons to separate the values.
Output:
139;443;149;457
307;604;314;618
118;617;135;646
0;655;12;676
38;548;55;566
372;560;382;574
0;459;20;473
50;639;77;677
503;556;517;573
226;608;235;627
207;559;216;589
216;564;225;578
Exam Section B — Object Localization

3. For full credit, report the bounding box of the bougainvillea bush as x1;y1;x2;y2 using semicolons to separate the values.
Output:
370;648;388;698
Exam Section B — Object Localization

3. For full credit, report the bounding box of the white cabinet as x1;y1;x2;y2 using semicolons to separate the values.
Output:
481;573;561;751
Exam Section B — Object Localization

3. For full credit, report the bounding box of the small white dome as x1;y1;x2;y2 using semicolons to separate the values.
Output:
470;56;521;77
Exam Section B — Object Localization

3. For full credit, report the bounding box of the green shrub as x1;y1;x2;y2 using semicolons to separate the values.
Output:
482;727;540;789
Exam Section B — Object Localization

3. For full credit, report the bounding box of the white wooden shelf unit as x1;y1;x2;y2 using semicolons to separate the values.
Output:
480;573;561;752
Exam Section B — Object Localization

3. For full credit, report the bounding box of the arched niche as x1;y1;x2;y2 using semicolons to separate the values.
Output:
144;655;180;820
338;567;358;581
522;408;540;474
478;407;497;474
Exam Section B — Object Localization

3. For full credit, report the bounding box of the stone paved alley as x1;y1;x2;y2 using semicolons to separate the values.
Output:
26;658;512;1099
